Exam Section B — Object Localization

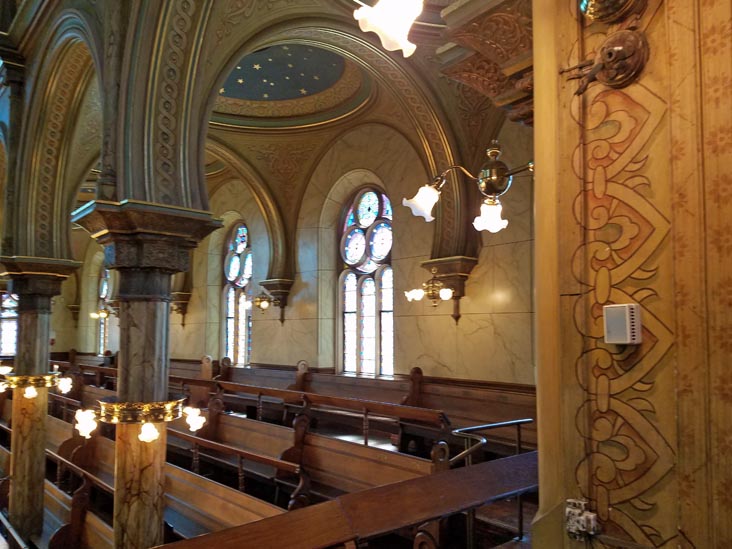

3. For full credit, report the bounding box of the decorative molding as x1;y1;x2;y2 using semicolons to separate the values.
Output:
440;0;534;125
152;0;198;205
31;42;92;257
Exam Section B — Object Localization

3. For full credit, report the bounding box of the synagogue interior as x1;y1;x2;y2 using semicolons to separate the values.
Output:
0;0;730;547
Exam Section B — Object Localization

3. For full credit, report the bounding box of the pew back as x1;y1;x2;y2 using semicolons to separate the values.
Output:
302;432;436;496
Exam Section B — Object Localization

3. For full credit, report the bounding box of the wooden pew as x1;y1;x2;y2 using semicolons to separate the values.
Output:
194;396;446;504
155;451;539;549
44;420;285;543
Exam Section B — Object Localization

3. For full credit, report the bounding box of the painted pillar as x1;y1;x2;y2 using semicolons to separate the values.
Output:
72;201;220;549
1;269;76;540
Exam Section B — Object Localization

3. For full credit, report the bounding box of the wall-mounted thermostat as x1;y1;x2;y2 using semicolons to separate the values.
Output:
603;304;642;344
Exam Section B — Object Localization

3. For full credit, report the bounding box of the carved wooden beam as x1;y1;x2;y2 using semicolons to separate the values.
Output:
439;0;534;125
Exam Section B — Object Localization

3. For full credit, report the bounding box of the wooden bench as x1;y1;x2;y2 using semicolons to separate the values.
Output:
193;397;446;504
155;451;539;549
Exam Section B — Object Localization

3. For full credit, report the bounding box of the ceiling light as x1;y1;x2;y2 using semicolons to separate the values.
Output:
353;0;424;58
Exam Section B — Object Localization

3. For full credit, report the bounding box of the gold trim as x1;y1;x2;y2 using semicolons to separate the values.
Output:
98;398;185;424
5;373;60;389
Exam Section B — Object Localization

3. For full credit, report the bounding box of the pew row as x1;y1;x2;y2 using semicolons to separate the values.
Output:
157;451;539;549
178;398;447;504
0;418;284;547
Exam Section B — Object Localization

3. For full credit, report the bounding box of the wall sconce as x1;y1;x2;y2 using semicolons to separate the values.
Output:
253;291;279;312
403;140;534;233
405;267;453;305
405;267;463;324
254;288;288;325
353;0;424;58
90;305;116;319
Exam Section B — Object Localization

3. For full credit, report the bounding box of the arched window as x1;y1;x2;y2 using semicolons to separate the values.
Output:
95;269;110;356
340;189;393;375
223;223;253;365
0;292;18;356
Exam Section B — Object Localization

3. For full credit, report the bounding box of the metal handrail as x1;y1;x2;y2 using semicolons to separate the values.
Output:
449;418;533;466
450;418;534;548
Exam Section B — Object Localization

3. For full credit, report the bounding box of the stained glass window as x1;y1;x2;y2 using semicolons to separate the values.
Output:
224;223;253;366
97;269;110;356
340;189;394;376
0;293;18;356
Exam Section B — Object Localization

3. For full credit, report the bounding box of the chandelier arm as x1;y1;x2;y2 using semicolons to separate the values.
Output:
504;161;535;177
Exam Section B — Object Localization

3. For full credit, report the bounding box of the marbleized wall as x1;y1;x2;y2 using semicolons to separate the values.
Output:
178;118;536;384
532;0;732;546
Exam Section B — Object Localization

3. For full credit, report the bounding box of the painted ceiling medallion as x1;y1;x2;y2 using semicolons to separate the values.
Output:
579;0;646;23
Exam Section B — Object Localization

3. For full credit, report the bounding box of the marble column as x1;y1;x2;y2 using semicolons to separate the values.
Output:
1;270;75;540
112;270;172;549
72;201;221;549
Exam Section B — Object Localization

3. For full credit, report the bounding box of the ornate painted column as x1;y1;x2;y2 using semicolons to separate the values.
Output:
73;200;220;549
0;260;78;540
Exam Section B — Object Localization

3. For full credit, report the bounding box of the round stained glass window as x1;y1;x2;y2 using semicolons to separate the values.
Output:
224;223;253;288
368;222;392;261
233;225;248;253
343;228;367;266
356;191;379;228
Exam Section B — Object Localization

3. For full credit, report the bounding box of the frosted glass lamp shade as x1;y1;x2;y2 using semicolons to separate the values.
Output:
473;199;509;233
404;288;425;302
439;287;454;301
75;409;98;439
354;0;423;58
138;422;160;443
402;185;440;222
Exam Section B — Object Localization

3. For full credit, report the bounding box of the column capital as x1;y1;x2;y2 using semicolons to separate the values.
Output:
71;199;222;274
0;257;80;303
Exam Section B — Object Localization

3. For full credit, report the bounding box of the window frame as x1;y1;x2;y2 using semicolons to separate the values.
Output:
337;187;394;376
222;222;253;366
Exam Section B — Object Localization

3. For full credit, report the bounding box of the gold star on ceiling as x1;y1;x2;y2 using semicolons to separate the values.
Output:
237;78;244;84
263;93;269;99
313;75;320;80
253;64;261;70
300;88;308;95
219;87;225;94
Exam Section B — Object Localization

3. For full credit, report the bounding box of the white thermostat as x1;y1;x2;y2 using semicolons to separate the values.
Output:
603;304;642;344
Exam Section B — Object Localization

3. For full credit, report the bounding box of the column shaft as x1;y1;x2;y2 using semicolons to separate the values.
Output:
9;294;52;539
114;424;167;549
9;389;47;539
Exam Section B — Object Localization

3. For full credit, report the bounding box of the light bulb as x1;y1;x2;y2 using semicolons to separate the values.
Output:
439;287;454;301
24;386;38;399
473;199;509;233
404;289;426;302
99;310;109;318
138;422;160;443
259;299;270;310
353;0;423;57
0;365;12;376
57;377;73;394
90;312;100;319
75;409;98;439
0;382;7;393
402;185;440;222
186;414;206;433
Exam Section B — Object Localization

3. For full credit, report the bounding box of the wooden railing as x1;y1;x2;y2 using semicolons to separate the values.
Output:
170;376;450;444
156;451;539;549
168;428;308;506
